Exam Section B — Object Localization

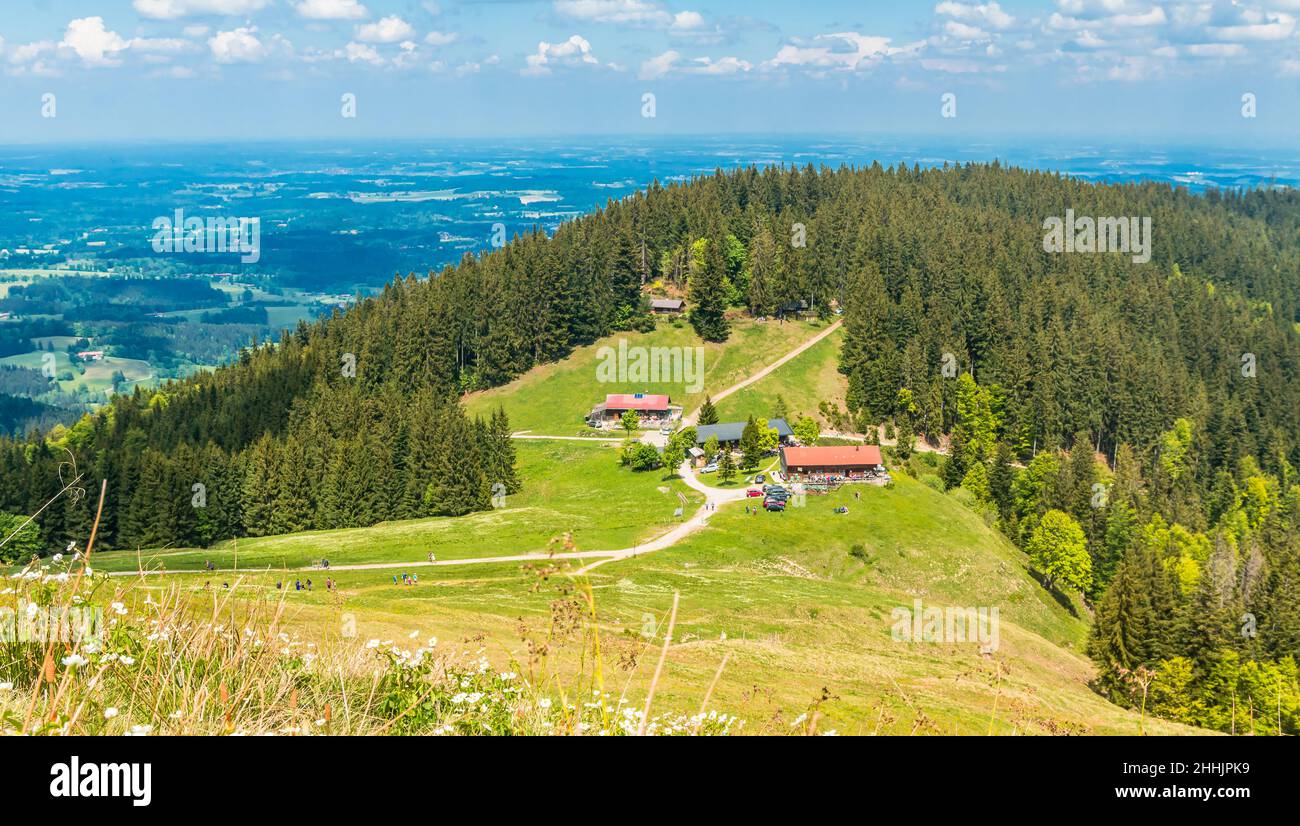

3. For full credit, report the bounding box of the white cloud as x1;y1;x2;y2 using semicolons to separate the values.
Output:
60;17;130;66
182;25;211;37
670;11;705;31
134;0;269;19
424;31;458;46
945;21;989;40
6;40;56;66
921;57;1006;73
555;0;672;26
765;32;923;73
1184;42;1246;58
639;49;679;78
294;0;369;20
523;34;598;76
208;26;265;63
344;41;383;64
1206;12;1295;42
934;2;1014;30
356;15;414;43
686;55;751;75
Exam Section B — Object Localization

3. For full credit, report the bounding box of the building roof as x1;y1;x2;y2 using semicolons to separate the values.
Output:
695;418;792;444
604;393;671;411
781;444;883;467
650;298;684;310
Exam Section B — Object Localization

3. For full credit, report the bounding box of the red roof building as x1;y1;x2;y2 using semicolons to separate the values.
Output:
586;393;681;427
780;444;886;481
602;393;671;412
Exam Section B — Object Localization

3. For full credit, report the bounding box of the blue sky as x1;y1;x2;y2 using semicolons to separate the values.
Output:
0;0;1297;143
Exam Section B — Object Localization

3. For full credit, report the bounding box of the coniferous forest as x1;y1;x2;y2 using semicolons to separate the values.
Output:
2;161;1298;733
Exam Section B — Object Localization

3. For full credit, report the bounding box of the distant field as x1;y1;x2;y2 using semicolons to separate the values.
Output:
29;336;85;349
464;316;830;435
0;350;152;395
92;439;702;572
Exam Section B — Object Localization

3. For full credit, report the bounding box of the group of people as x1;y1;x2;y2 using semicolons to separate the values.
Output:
394;573;419;586
274;578;337;591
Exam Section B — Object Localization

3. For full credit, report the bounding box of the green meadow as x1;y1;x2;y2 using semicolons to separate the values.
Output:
712;325;847;426
463;316;829;434
93;439;702;573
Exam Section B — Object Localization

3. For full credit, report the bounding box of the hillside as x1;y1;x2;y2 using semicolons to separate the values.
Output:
96;471;1204;735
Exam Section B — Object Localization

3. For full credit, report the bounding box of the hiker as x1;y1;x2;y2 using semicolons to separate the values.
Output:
411;574;418;585
428;551;436;562
295;579;302;591
275;581;282;590
393;574;398;585
306;579;313;591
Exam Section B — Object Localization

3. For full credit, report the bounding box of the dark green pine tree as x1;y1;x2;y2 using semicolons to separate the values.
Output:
740;416;763;471
698;396;719;426
687;236;731;342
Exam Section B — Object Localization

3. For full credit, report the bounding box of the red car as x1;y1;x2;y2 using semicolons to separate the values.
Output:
763;498;786;512
746;488;764;497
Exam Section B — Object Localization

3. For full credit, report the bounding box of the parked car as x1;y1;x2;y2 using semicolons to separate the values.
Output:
746;488;764;497
701;463;719;474
763;498;786;511
754;474;766;484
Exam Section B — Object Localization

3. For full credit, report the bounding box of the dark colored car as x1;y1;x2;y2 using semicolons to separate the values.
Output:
764;498;786;511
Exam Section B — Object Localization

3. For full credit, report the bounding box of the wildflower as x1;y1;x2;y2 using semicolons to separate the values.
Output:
0;682;12;691
104;707;119;720
53;553;63;563
125;724;153;736
119;656;136;666
61;654;88;668
408;630;419;639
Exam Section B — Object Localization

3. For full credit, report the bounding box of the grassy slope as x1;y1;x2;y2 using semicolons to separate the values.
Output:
93;440;702;572
712;326;847;426
118;475;1202;734
463;316;829;434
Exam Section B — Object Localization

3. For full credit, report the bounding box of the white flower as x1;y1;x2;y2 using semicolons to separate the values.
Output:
366;639;380;649
61;654;88;668
408;630;419;639
125;724;153;736
103;707;119;720
537;698;552;709
53;553;63;563
0;682;13;690
119;656;136;666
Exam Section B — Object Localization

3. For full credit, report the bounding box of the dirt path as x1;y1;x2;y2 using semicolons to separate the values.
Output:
681;319;842;426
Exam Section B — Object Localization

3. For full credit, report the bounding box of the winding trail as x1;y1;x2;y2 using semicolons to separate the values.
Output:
681;319;841;426
110;322;837;580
